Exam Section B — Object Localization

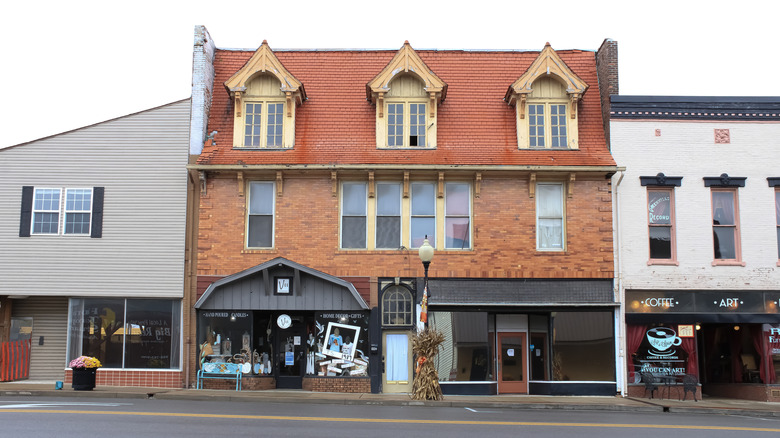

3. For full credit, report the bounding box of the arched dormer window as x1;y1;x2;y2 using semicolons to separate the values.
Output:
505;44;588;150
382;284;414;327
225;40;305;149
367;42;447;149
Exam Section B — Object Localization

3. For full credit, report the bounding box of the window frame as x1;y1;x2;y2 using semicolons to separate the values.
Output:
535;182;565;251
711;187;744;266
340;182;368;249
381;284;415;328
241;100;286;148
385;99;428;148
776;188;780;263
647;187;678;265
246;181;275;249
410;182;437;249
444;182;471;250
31;187;93;236
375;182;402;249
528;101;568;149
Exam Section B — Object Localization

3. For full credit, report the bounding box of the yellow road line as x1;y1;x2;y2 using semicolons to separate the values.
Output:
1;409;778;433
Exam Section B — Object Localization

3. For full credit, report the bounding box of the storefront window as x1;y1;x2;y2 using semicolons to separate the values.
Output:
198;311;252;364
626;323;696;383
68;298;181;369
430;312;491;381
552;311;615;381
763;324;779;384
314;312;370;376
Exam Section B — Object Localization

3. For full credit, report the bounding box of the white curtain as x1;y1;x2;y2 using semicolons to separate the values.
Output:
538;184;563;249
386;334;408;382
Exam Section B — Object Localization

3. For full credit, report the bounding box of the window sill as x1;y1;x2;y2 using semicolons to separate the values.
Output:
519;147;578;151
232;146;292;151
336;249;473;255
535;249;566;254
376;146;436;150
711;260;746;267
647;260;679;266
242;249;279;254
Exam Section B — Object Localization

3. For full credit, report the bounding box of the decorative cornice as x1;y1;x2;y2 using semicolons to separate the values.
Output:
224;40;306;111
767;177;780;187
366;41;447;109
639;173;683;187
703;173;746;187
505;43;588;108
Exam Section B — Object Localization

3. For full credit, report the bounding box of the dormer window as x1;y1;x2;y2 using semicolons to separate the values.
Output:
224;41;305;149
506;44;587;150
367;42;447;149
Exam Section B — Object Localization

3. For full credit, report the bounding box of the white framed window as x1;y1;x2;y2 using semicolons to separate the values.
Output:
410;182;436;248
244;101;284;148
528;103;567;148
536;182;564;250
647;188;676;263
382;285;414;327
711;188;741;262
31;188;93;235
776;188;780;260
445;182;470;249
341;182;367;249
387;101;426;147
376;183;401;249
247;182;275;248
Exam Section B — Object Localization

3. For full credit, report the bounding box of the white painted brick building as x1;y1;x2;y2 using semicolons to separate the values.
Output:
610;96;780;401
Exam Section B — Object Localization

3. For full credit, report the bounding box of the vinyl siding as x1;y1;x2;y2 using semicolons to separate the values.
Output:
0;100;190;298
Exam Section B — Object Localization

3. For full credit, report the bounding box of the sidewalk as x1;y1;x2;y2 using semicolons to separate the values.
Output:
1;381;778;418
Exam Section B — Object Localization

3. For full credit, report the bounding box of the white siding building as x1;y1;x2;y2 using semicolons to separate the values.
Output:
611;96;780;402
0;100;190;387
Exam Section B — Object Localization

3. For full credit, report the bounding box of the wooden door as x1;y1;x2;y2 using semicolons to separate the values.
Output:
497;332;527;394
382;331;413;393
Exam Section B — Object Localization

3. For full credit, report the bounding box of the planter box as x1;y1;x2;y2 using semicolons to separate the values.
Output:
72;367;97;391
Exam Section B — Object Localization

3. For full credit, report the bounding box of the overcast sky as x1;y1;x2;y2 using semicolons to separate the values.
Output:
1;0;775;148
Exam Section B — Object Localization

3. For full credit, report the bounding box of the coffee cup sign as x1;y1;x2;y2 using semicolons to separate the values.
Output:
646;327;682;351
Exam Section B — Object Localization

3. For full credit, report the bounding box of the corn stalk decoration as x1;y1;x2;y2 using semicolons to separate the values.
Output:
411;328;445;401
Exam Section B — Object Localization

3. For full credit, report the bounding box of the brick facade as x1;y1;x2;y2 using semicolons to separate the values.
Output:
303;376;371;393
65;369;184;389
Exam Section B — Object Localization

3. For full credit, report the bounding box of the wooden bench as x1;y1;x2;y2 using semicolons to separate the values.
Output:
196;362;242;391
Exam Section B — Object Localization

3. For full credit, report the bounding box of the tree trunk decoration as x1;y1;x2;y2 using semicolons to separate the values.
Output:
412;328;444;401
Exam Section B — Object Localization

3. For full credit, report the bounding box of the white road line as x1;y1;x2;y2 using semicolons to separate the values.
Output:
464;407;477;412
0;402;132;409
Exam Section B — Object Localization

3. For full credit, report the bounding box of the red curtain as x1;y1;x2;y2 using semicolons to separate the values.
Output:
680;336;698;379
757;325;778;384
626;325;647;382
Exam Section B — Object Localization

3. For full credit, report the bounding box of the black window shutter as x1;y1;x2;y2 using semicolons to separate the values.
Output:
91;187;104;238
19;186;34;237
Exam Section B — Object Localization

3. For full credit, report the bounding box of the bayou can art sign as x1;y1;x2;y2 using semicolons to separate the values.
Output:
633;326;689;377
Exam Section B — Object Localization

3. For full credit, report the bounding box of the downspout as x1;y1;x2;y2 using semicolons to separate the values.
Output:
613;170;626;396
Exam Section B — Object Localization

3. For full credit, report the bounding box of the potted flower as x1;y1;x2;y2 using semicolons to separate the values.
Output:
69;356;101;391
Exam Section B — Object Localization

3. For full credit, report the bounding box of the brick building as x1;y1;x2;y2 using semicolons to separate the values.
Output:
186;26;620;395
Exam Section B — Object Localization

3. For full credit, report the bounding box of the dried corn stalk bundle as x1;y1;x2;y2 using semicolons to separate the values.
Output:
411;328;445;401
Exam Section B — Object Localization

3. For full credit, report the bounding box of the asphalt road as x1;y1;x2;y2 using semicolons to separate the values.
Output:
1;396;778;437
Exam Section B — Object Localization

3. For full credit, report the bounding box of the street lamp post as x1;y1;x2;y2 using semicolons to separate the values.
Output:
418;236;434;328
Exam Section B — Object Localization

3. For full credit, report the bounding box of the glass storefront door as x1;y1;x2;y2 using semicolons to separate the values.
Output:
275;316;306;389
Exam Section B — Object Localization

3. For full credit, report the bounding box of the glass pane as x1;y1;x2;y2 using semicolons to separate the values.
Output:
649;226;672;259
342;183;366;215
249;182;274;215
124;300;180;369
552;312;615;381
712;191;735;225
446;183;469;215
776;191;780;224
411;183;435;215
411;217;435;248
501;336;523;381
377;183;401;215
713;227;736;259
383;287;413;326
33;212;59;234
376;216;401;249
538;218;563;249
537;184;563;217
445;217;470;249
66;189;92;211
248;215;273;247
386;334;409;381
648;191;672;225
65;212;90;234
75;298;126;368
341;216;366;248
429;312;490;381
34;188;60;211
